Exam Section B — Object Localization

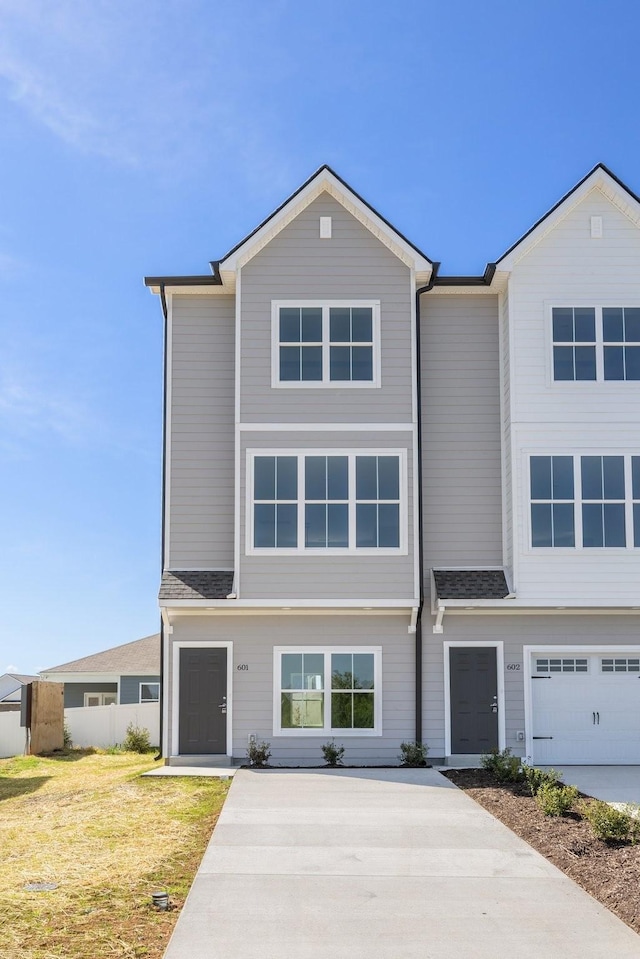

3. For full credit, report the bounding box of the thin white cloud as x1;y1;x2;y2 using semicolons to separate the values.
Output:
0;370;94;445
5;664;18;672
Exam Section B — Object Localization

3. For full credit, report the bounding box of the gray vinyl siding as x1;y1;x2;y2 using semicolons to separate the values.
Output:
168;614;414;762
240;193;413;423
239;429;416;601
169;294;235;570
423;613;640;758
420;294;502;575
499;289;512;570
63;683;117;708
120;675;161;705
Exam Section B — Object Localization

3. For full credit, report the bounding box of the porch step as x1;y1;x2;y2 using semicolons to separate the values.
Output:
167;755;233;768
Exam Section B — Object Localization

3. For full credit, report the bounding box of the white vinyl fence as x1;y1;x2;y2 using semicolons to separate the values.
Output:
0;710;28;758
0;702;160;757
65;702;160;749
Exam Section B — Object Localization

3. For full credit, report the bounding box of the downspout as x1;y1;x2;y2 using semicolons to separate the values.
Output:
154;283;169;761
413;267;439;742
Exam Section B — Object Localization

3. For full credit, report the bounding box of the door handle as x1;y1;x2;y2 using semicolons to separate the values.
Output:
593;712;596;725
490;696;498;714
219;695;227;714
597;711;600;725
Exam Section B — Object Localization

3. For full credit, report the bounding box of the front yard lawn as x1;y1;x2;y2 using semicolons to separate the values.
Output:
0;751;230;959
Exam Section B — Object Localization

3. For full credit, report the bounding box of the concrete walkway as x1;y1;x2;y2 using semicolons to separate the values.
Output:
550;765;640;805
163;768;640;959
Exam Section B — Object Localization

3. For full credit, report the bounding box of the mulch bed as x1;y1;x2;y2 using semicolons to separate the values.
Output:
444;768;640;935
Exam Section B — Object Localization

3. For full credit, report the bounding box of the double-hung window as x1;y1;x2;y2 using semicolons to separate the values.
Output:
551;306;640;382
248;450;405;553
275;647;381;736
529;454;640;548
272;301;380;387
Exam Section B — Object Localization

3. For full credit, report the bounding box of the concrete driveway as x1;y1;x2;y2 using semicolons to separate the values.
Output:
551;765;640;805
162;767;640;959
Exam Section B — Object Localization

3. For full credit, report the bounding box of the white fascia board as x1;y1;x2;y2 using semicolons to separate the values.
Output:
39;672;121;684
219;170;433;276
498;169;640;272
153;282;234;295
159;599;419;611
427;276;508;295
436;601;640;613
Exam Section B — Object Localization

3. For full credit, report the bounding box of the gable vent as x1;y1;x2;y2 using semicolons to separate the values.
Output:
319;216;332;239
590;215;603;238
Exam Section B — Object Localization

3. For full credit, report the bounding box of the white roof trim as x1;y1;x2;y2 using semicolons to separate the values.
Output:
498;168;640;271
219;169;433;277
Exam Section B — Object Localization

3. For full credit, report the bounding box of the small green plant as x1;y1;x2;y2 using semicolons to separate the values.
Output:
481;748;523;783
535;782;579;816
522;763;562;796
122;723;151;753
246;739;271;767
398;741;429;767
321;740;345;766
580;799;640;842
63;723;73;750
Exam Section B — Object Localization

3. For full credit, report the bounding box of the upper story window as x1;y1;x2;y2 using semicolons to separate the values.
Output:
551;306;640;382
272;301;380;388
248;450;405;554
529;454;640;549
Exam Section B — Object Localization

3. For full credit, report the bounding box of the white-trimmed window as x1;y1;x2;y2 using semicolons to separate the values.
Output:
248;450;406;554
274;647;381;736
84;692;117;706
529;454;639;549
139;682;160;703
272;301;380;387
551;306;640;382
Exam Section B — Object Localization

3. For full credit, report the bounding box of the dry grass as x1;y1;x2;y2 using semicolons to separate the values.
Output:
0;751;230;959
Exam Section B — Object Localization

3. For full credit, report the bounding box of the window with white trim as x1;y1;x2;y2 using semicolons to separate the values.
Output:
601;658;640;673
273;301;380;387
249;451;405;553
140;682;160;703
529;454;640;548
84;692;117;706
536;658;588;673
552;306;640;382
275;647;381;735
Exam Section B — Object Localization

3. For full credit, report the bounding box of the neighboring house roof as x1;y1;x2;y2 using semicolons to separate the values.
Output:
433;569;511;601
42;633;160;675
0;673;38;703
159;570;235;601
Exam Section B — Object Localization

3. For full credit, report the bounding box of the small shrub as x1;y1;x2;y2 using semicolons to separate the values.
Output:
481;748;523;783
535;782;579;816
522;763;562;796
399;741;429;767
580;799;640;842
123;723;151;753
321;740;345;767
63;723;73;750
246;739;271;767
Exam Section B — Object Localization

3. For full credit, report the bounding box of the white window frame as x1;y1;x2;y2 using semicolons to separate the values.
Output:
84;691;117;706
273;646;382;737
271;300;381;388
139;682;160;703
527;452;638;550
547;303;640;384
246;448;408;556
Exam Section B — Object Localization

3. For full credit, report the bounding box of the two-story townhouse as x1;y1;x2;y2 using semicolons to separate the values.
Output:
146;163;640;768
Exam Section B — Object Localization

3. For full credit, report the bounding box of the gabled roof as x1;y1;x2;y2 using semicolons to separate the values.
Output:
496;163;640;271
2;673;38;685
216;164;433;280
42;633;160;675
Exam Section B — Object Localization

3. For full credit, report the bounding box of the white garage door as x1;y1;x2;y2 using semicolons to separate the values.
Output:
531;653;640;765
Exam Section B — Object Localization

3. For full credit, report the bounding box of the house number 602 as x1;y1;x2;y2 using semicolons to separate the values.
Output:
236;664;249;671
506;663;521;670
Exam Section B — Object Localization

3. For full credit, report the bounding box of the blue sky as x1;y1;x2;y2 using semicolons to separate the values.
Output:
1;0;639;673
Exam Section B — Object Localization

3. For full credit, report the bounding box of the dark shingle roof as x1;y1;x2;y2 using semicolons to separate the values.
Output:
159;571;235;601
433;569;511;600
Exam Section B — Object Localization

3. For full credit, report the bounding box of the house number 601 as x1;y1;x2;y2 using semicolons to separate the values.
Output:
236;664;249;671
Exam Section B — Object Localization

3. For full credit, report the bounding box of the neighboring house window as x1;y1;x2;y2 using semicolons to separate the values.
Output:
139;683;160;703
275;647;381;736
552;307;596;381
530;456;575;547
530;454;638;548
551;306;640;382
84;692;117;706
249;451;405;553
272;301;380;387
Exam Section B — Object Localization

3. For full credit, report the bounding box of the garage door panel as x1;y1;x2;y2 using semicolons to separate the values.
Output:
531;652;640;765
